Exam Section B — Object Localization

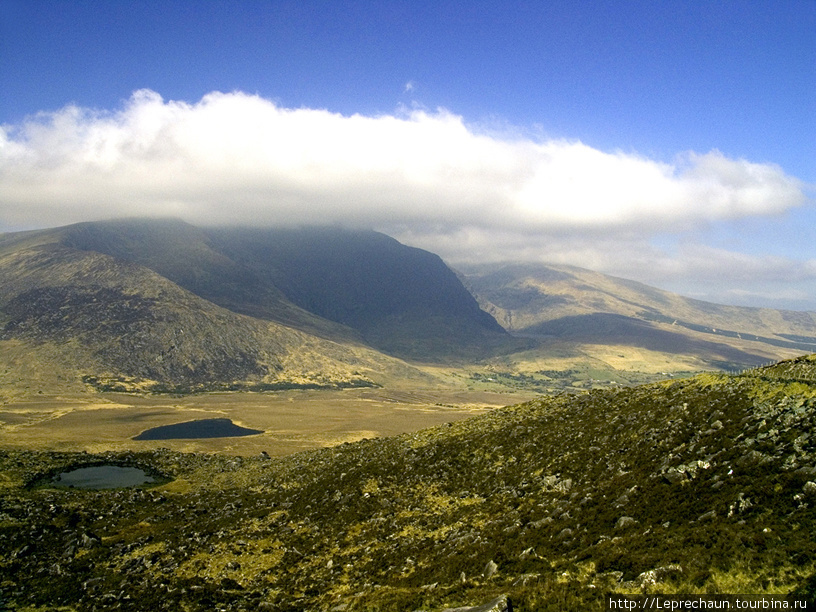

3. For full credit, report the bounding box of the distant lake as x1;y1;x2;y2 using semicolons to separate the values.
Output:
53;465;155;489
134;417;264;440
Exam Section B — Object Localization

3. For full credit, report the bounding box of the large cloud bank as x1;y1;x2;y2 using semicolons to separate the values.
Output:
1;89;804;233
1;89;812;308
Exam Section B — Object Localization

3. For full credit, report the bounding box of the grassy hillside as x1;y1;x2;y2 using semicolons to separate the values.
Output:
2;355;815;610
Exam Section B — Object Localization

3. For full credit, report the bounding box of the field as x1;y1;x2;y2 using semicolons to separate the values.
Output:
0;387;538;456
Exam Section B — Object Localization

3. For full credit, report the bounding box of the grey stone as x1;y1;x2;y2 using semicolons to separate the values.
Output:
556;527;574;540
615;516;638;529
663;467;689;485
483;559;498;579
636;564;683;587
442;594;513;612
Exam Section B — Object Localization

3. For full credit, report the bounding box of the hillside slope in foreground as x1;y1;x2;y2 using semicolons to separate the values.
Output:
2;355;816;611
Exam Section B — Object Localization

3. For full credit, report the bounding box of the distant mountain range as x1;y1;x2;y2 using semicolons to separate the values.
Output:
1;218;814;395
459;261;816;370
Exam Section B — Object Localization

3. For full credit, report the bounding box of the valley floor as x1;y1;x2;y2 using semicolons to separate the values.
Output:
0;387;537;456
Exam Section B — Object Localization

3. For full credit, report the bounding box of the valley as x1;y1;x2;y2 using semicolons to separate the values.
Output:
0;387;532;456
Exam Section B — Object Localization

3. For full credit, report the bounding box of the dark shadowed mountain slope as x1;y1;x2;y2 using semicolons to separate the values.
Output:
207;226;514;360
58;219;357;341
459;262;816;368
56;219;514;361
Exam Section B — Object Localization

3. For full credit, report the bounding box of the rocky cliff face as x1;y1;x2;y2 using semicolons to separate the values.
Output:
2;355;815;610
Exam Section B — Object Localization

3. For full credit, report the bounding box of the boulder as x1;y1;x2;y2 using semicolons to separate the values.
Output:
483;559;498;579
615;516;638;529
636;564;683;588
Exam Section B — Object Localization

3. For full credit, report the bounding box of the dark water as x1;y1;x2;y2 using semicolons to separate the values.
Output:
53;465;155;489
133;417;263;440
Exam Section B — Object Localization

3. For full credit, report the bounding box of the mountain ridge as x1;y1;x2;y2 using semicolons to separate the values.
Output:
459;261;816;370
459;261;816;338
56;219;515;361
2;219;815;398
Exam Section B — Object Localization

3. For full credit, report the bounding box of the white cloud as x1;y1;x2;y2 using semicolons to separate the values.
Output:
0;89;805;234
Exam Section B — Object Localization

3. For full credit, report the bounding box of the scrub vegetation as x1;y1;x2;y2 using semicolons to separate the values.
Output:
2;355;815;610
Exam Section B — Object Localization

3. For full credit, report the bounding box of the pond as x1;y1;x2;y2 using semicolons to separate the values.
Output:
133;417;264;440
52;465;156;489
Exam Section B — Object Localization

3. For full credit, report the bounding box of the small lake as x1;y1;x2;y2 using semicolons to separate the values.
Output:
133;417;264;440
53;465;155;489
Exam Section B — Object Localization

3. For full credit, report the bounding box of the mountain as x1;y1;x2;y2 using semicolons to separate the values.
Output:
206;226;514;360
0;229;427;396
3;219;815;397
459;262;816;370
57;219;514;361
3;354;815;610
57;219;357;341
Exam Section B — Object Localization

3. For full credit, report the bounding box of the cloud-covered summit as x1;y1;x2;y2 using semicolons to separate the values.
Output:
0;89;811;309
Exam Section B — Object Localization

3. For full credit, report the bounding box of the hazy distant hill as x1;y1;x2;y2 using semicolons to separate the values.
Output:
459;262;816;368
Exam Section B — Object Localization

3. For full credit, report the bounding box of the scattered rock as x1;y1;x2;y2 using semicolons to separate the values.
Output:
442;594;513;612
518;547;537;559
80;532;100;548
662;468;689;485
636;564;683;587
556;527;574;540
615;516;638;529
728;493;752;517
483;560;498;579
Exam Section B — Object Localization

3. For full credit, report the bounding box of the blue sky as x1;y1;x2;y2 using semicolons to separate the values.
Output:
1;0;814;309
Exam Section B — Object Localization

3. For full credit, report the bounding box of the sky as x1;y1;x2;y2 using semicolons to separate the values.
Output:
1;0;815;310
